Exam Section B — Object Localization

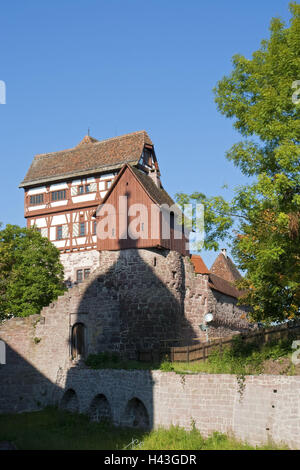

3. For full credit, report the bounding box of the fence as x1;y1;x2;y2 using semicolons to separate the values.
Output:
137;321;300;363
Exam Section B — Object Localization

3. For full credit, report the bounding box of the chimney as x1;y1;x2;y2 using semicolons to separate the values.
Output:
221;248;227;257
149;169;161;188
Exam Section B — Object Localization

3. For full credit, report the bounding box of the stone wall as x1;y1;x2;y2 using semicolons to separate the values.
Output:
1;247;297;448
55;368;300;449
60;249;100;283
207;290;253;338
0;247;253;417
0;248;252;371
2;358;299;448
182;258;253;342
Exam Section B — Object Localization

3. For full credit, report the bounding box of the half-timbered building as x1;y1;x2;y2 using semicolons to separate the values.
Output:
20;131;178;283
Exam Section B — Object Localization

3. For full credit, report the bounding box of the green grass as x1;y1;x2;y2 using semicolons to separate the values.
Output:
160;336;295;375
132;425;288;450
0;407;145;450
0;408;288;450
86;337;296;376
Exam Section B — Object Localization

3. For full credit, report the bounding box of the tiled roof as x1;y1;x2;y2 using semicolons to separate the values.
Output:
210;250;242;284
190;253;242;298
99;164;175;209
131;167;175;207
20;131;153;188
208;273;243;299
190;255;210;274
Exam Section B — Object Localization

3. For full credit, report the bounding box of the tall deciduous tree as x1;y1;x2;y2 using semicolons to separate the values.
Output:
0;224;66;319
176;3;300;323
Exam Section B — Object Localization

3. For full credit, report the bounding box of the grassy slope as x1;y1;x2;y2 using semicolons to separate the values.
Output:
0;408;288;450
86;337;299;376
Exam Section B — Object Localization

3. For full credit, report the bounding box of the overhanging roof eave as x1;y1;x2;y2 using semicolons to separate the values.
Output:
19;159;139;189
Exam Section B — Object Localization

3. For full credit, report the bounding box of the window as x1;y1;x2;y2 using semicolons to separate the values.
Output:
80;222;85;236
106;180;112;189
51;190;66;201
93;220;97;235
170;212;175;230
30;194;44;205
76;268;90;283
143;149;152;167
78;184;90;194
57;226;63;240
84;268;91;279
76;269;83;283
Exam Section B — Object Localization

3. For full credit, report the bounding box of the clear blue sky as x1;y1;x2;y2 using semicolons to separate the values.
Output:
0;0;293;268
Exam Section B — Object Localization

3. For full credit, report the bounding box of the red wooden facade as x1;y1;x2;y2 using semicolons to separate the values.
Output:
96;165;189;255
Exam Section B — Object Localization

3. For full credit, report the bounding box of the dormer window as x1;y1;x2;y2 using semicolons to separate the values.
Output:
142;149;153;168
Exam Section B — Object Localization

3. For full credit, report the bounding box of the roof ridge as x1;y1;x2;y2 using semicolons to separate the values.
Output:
34;130;151;160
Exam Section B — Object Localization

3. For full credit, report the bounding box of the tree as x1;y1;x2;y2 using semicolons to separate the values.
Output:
176;3;300;323
0;224;66;319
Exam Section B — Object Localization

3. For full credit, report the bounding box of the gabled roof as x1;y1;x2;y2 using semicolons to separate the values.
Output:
190;255;210;274
20;131;153;188
130;167;175;207
97;163;175;211
190;253;242;298
208;273;243;299
210;249;242;284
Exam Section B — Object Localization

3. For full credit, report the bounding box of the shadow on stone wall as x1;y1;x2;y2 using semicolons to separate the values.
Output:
74;232;198;359
0;343;60;414
60;232;199;430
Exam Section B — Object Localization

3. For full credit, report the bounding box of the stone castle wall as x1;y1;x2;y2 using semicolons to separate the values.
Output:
0;248;252;375
54;368;300;449
60;249;100;284
0;248;252;416
1;248;296;448
1;361;299;449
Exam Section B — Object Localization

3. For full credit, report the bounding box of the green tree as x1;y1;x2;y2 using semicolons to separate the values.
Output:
176;3;300;323
0;224;66;319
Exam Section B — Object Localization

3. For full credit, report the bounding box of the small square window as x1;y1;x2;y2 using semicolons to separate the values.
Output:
76;269;83;283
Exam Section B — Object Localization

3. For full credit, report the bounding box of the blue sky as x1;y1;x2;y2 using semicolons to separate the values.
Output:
0;0;293;268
